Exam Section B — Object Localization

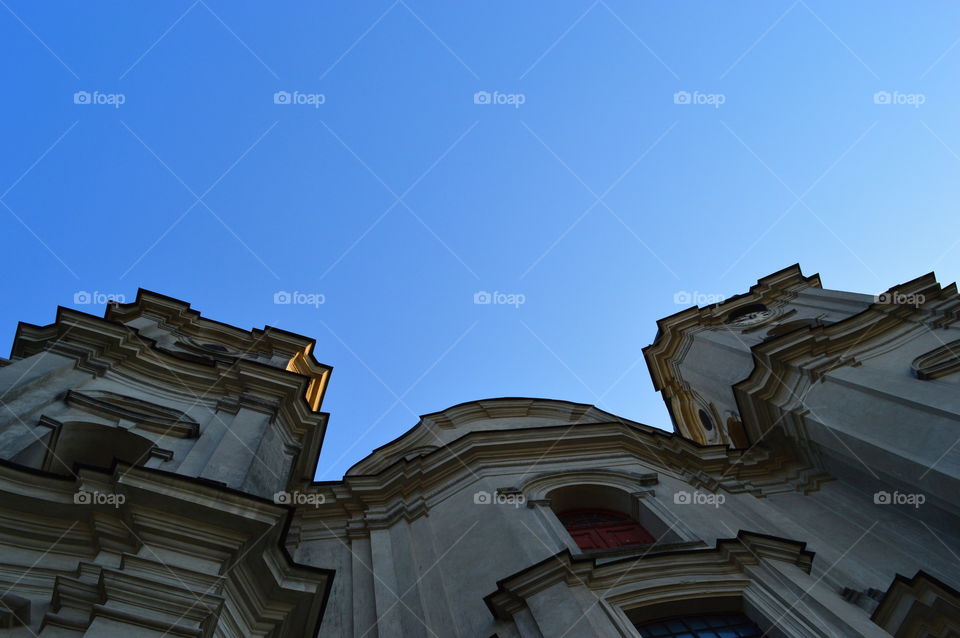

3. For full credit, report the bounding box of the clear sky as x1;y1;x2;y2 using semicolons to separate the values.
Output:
1;1;958;480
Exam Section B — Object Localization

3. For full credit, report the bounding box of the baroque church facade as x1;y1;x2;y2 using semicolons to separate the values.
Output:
0;265;957;637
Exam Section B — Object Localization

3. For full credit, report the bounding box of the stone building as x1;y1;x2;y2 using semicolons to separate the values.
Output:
0;265;957;637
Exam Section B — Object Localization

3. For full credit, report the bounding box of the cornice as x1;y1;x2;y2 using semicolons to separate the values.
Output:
645;265;820;384
645;268;960;450
872;570;960;634
643;265;820;442
420;398;609;429
65;389;200;438
346;398;619;476
735;273;960;411
295;420;829;539
110;291;333;411
0;458;334;638
11;307;327;446
484;530;814;620
107;289;323;365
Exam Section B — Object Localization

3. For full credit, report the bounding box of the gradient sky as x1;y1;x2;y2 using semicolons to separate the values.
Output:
1;1;958;480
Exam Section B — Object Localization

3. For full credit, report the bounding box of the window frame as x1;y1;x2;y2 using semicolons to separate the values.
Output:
558;508;657;551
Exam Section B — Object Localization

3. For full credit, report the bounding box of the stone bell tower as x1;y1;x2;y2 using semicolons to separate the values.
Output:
0;290;334;636
644;264;960;521
1;290;331;498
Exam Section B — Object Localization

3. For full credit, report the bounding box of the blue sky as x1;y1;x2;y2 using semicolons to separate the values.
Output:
1;1;958;480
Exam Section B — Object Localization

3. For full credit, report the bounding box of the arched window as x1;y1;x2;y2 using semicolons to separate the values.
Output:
558;508;655;551
635;613;761;637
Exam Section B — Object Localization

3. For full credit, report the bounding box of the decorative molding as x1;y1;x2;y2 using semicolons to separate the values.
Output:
911;339;960;380
66;389;200;438
737;274;960;407
12;306;329;438
644;264;821;444
519;468;659;501
0;457;333;638
0;592;30;628
348;398;623;476
297;421;830;540
873;571;960;638
484;531;816;630
840;585;884;613
37;415;61;430
149;447;174;461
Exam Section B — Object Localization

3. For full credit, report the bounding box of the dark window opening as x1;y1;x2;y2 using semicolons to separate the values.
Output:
558;509;655;551
12;423;156;476
201;343;230;353
726;304;767;324
636;613;762;637
698;409;714;431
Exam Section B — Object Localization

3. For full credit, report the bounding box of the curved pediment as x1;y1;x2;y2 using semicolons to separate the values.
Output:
346;398;624;476
65;389;200;438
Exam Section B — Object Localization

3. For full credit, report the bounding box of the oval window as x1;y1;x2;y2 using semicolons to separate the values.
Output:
698;409;714;431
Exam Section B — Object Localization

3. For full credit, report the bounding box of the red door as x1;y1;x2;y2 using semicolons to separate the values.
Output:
559;509;655;550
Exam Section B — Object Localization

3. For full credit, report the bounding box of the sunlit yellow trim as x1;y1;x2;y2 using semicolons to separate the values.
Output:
286;344;329;411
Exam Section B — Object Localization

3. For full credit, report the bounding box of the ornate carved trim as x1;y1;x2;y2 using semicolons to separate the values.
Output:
644;265;821;444
66;389;200;438
348;398;625;476
872;571;960;638
911;339;960;380
484;531;815;627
